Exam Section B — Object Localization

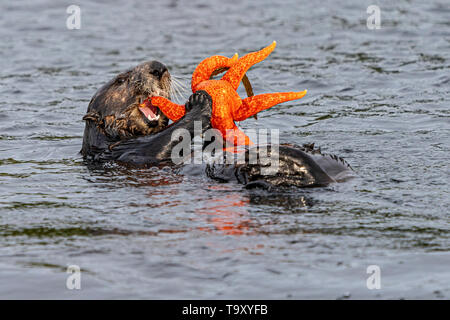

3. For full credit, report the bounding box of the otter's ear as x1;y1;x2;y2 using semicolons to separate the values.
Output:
82;111;100;122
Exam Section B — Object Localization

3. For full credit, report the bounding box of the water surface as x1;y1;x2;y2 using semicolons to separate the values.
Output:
0;0;449;299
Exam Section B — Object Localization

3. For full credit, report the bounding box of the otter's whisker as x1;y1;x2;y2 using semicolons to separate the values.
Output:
172;82;185;96
173;80;188;95
170;79;187;94
173;85;188;94
165;74;189;103
171;76;188;90
170;88;184;104
172;76;187;86
170;83;187;104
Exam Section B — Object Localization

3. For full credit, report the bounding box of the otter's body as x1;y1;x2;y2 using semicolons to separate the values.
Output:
206;144;353;189
81;61;354;188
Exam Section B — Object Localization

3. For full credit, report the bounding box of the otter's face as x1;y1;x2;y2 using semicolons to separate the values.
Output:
84;61;172;140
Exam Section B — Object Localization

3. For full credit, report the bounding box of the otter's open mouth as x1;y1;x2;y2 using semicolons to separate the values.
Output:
138;97;160;122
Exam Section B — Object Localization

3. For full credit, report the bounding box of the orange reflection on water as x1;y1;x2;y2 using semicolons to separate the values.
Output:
196;185;252;235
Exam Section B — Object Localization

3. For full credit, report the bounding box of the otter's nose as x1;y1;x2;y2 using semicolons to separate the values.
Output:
149;61;168;79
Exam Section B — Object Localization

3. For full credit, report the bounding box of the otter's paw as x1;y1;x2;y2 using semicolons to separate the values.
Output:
185;90;212;113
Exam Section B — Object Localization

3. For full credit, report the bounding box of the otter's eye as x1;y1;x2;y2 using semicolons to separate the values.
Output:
150;70;160;78
116;77;126;84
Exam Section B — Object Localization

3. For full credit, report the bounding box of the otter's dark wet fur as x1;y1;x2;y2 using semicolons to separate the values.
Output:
81;61;354;188
206;143;353;190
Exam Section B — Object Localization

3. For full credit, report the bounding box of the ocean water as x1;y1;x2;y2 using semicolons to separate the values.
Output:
0;0;449;299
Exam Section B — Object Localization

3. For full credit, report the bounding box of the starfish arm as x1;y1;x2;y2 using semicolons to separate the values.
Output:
213;117;254;146
191;54;238;92
233;90;307;121
151;96;185;121
221;41;276;91
224;127;254;147
228;127;254;146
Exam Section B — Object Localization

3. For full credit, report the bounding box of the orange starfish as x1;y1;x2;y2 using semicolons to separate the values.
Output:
150;42;307;146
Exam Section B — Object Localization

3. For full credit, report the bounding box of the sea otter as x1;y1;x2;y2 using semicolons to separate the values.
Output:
81;60;212;164
81;60;353;188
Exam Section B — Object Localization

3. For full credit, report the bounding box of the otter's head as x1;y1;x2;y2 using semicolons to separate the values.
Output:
83;61;172;140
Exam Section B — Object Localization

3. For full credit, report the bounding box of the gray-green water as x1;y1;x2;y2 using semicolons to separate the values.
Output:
0;0;449;299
